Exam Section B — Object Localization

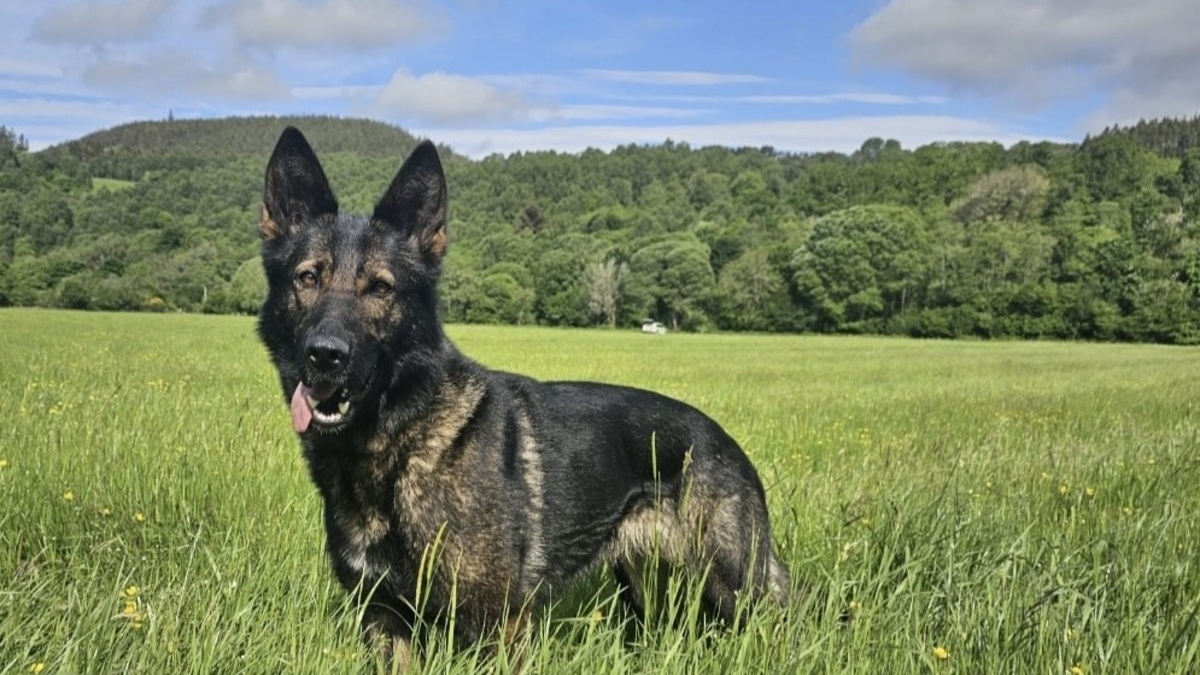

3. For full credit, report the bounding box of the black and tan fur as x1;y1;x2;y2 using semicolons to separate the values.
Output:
257;127;790;666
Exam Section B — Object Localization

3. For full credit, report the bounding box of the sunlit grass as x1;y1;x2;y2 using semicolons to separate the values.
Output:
90;177;136;192
2;308;1198;673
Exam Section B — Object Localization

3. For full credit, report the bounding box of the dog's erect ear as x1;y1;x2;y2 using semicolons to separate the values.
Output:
373;140;448;262
261;127;338;241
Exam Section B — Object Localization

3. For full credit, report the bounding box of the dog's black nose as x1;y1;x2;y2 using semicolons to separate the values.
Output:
305;337;350;373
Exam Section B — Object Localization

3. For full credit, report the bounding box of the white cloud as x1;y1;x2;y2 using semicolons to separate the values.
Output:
373;69;535;124
83;49;290;101
22;122;125;151
736;93;947;106
421;116;1057;159
479;73;604;98
1086;81;1200;131
31;0;171;44
293;84;383;99
203;0;441;50
527;104;707;122
584;69;769;86
614;92;948;106
850;0;1200;129
0;97;142;150
0;77;85;98
0;97;135;120
0;59;64;78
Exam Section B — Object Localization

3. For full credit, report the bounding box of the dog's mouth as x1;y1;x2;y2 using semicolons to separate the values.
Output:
291;382;355;433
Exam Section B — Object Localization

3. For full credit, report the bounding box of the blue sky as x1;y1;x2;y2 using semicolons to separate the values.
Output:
2;0;1195;157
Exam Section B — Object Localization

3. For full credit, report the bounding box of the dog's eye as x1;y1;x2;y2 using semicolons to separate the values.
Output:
296;270;318;288
370;279;393;296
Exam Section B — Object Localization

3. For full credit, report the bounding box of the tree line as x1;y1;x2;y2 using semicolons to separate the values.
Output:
2;115;1199;343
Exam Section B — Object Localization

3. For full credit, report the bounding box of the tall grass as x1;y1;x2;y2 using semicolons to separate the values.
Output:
1;308;1198;674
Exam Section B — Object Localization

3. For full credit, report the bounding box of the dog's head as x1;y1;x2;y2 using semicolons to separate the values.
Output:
257;127;448;435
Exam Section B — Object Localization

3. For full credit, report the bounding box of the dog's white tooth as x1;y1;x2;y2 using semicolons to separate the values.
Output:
338;400;349;415
306;395;319;409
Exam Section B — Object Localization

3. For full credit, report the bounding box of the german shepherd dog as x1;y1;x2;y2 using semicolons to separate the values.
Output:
257;127;790;666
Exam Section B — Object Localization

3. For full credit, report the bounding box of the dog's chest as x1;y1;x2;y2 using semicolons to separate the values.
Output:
323;465;465;592
334;510;391;578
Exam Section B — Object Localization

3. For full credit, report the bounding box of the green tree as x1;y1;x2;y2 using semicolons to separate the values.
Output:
532;249;588;326
1078;134;1156;202
951;165;1051;224
791;205;930;331
471;272;535;325
585;258;627;328
714;247;791;332
226;256;267;314
625;238;715;331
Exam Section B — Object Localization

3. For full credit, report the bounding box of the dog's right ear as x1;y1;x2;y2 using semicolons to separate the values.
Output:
261;127;338;242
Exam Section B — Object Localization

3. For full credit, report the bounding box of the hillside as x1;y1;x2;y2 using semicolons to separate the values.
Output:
43;115;458;163
1097;114;1200;159
2;114;1200;344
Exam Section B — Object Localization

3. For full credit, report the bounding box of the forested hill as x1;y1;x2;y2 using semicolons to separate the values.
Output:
3;114;1200;344
44;115;456;163
1098;115;1200;158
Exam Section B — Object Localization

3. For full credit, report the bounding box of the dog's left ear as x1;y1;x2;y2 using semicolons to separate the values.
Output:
374;140;448;263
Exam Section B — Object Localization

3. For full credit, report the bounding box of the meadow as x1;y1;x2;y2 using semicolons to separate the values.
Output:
1;308;1198;674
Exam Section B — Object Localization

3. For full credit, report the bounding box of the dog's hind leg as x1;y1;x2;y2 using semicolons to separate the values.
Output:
612;559;646;621
697;495;791;625
613;555;675;624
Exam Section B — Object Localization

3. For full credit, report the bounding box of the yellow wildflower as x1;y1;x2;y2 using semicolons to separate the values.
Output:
29;664;45;674
1070;665;1085;675
134;512;147;523
1058;484;1069;496
99;507;111;517
1085;487;1096;498
1122;506;1133;516
589;609;604;624
932;646;950;660
0;459;9;468
118;585;147;628
63;490;75;502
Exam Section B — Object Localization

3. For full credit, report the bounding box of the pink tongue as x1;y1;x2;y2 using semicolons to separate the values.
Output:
291;383;313;433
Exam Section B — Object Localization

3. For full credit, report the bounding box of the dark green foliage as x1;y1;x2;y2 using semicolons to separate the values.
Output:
3;115;1200;343
42;115;449;164
1099;114;1200;158
792;205;930;332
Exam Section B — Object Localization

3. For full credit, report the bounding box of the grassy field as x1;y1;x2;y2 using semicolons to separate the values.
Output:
2;308;1199;674
88;178;136;192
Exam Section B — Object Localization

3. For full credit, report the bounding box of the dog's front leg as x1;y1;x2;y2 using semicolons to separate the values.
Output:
362;603;413;673
498;607;532;670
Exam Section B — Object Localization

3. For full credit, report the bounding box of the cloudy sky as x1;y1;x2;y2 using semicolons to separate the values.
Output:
1;0;1195;157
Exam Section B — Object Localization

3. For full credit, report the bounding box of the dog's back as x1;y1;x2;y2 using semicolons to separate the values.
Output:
465;372;792;616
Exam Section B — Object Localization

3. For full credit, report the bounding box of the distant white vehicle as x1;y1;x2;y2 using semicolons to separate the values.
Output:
641;319;667;335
